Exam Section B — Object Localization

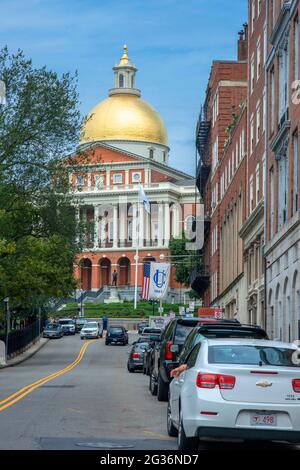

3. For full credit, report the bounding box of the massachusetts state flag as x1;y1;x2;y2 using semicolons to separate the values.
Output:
142;263;151;300
138;185;150;214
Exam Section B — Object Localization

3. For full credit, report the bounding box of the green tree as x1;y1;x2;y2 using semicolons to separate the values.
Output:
0;48;82;315
169;233;202;287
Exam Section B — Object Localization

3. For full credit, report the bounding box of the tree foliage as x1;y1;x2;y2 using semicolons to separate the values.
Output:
0;48;82;315
169;233;202;287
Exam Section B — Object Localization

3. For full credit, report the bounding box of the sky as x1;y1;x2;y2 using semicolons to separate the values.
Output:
0;0;247;175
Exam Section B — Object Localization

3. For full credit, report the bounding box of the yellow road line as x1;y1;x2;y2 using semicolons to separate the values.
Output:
0;340;96;412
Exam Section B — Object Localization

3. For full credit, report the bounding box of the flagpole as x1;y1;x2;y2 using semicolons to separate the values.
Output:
134;197;140;310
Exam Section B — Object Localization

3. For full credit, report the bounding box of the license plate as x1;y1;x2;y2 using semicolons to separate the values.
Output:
251;412;277;426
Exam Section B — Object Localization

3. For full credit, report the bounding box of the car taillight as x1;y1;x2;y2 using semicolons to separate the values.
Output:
196;373;235;390
292;379;300;393
132;352;139;358
165;341;173;360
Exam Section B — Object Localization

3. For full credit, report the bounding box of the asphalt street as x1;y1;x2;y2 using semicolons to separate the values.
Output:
0;334;299;451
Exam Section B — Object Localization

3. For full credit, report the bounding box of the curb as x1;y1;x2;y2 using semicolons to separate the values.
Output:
0;338;49;369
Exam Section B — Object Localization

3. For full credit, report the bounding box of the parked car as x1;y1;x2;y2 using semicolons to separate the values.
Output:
43;323;63;339
138;321;149;334
177;323;269;366
149;317;239;402
57;318;76;335
75;318;88;333
143;334;161;375
168;338;300;450
127;342;149;372
105;326;128;345
80;321;103;340
141;327;162;338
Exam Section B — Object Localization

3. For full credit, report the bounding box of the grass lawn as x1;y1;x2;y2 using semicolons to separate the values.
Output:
54;301;191;319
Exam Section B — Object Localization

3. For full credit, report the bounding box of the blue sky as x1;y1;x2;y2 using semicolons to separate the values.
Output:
0;0;247;175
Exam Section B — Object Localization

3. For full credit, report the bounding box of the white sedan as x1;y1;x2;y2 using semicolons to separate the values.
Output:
80;322;103;340
168;339;300;450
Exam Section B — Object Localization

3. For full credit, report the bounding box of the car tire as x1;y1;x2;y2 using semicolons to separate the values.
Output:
81;337;84;340
178;411;198;451
127;365;135;373
167;400;178;437
149;372;158;396
157;374;169;402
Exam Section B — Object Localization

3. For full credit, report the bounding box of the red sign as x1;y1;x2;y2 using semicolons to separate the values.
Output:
198;308;224;319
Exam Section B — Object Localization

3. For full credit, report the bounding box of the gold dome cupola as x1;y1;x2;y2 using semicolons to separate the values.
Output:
80;46;169;163
109;45;140;97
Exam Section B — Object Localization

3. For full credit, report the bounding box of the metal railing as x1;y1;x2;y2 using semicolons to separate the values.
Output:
0;319;42;359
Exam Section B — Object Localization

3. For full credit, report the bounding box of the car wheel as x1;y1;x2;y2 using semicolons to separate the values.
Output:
157;374;169;402
178;411;198;451
149;372;158;396
127;364;135;373
167;399;178;437
81;337;84;340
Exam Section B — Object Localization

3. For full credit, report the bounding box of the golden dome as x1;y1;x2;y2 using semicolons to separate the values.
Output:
80;94;168;146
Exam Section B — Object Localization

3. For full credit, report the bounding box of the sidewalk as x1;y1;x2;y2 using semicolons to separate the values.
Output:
0;337;49;369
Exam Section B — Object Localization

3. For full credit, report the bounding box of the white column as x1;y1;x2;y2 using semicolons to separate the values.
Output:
139;205;144;248
132;203;137;246
94;205;100;249
119;198;127;247
100;216;106;247
164;203;170;247
106;169;110;188
75;206;80;243
87;173;92;191
158;203;164;247
113;204;118;248
125;170;129;186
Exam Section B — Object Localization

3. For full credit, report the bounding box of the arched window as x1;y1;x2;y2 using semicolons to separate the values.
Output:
119;74;124;88
149;148;154;159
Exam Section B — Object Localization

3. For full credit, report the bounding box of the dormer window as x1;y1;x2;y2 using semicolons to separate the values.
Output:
149;148;154;159
119;74;124;88
132;172;141;183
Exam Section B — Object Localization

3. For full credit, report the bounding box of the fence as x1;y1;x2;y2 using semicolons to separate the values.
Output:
0;319;42;359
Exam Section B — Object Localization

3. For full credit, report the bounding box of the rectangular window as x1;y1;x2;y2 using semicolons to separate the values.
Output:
212;137;218;171
113;173;122;184
257;38;261;80
256;102;261;144
294;15;299;82
263;22;268;62
250;115;254;154
293;130;299;214
250;175;254;213
256;163;260;204
76;175;85;186
271;68;275;132
251;0;256;33
251;55;255;93
263;87;266;133
270;168;274;238
262;154;266;198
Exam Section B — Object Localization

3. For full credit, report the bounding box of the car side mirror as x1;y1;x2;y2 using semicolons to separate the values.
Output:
170;344;179;354
132;341;137;345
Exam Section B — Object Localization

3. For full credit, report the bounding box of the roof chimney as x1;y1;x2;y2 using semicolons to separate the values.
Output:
237;23;248;61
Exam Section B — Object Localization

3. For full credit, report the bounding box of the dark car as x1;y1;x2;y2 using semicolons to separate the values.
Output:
75;318;88;333
127;342;149;372
143;334;161;375
105;326;128;345
149;317;240;402
176;322;269;366
43;323;63;339
138;321;149;334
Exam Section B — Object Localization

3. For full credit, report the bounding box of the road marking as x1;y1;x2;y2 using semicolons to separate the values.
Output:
0;340;96;412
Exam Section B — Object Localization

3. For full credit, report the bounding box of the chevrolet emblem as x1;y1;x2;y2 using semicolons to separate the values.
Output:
256;381;273;388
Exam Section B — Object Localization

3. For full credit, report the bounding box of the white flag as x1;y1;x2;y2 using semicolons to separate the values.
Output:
138;185;150;214
148;262;171;300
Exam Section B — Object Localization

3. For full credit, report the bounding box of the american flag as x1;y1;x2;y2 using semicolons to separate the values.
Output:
142;263;151;300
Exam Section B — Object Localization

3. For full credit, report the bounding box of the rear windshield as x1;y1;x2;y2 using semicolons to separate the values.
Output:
143;328;161;334
201;329;267;339
59;320;74;325
135;343;148;351
174;323;195;345
208;345;300;367
110;328;123;333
